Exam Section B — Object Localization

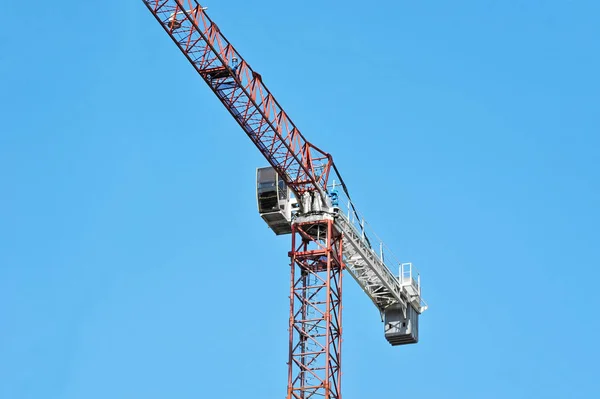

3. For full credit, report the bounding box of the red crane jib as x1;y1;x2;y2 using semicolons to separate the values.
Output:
143;0;334;198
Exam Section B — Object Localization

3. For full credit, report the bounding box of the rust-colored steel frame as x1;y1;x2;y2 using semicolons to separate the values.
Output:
142;0;334;198
288;219;343;399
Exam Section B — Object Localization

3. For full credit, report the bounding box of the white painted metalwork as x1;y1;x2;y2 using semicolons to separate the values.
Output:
256;167;299;235
333;209;427;316
256;167;427;323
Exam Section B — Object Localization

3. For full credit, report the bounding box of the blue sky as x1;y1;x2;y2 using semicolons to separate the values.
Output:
1;1;599;398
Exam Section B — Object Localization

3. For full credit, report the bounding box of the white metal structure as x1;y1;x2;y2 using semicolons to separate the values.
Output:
256;167;427;345
256;167;299;235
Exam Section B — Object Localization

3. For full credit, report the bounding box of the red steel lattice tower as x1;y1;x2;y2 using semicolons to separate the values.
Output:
288;219;343;399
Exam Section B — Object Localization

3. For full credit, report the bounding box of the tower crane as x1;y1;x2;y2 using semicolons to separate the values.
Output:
141;2;428;398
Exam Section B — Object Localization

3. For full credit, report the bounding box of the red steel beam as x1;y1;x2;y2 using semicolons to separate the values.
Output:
142;0;334;198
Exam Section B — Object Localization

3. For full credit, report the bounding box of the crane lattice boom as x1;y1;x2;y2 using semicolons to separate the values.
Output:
143;0;336;200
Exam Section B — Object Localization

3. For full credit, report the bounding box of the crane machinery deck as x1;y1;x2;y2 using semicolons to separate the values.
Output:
141;1;428;398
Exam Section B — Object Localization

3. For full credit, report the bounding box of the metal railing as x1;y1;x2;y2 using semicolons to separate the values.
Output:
330;184;427;313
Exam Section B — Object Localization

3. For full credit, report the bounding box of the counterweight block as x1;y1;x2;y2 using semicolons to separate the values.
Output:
384;304;419;346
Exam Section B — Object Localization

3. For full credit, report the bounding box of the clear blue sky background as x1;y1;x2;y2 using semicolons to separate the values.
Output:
1;1;599;398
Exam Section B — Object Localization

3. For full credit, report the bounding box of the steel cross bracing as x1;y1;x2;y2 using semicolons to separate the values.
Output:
142;0;334;200
288;218;343;399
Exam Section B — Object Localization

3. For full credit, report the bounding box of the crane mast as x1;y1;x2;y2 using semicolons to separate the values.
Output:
142;1;427;398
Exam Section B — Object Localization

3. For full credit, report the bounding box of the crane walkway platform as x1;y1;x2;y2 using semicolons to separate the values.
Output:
333;210;427;316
